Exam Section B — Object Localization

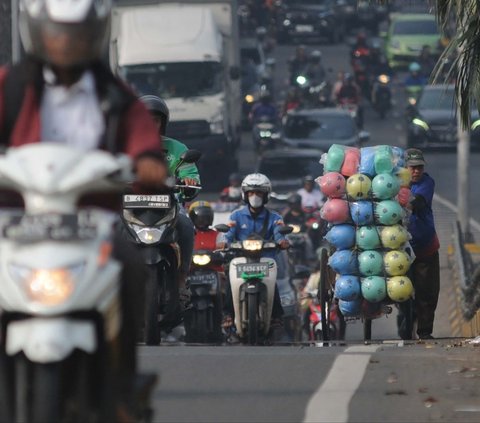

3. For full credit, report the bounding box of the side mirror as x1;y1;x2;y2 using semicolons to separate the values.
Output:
230;66;241;80
180;150;202;164
215;224;230;233
359;130;370;144
278;225;294;235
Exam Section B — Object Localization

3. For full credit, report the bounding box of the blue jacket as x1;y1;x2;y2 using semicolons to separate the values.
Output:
408;173;439;257
225;206;286;258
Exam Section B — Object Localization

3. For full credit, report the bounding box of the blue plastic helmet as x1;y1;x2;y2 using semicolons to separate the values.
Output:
325;224;356;250
339;298;362;317
328;250;359;275
335;275;361;301
350;201;374;226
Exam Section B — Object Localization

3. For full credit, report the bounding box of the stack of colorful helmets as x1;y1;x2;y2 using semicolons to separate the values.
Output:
318;144;414;317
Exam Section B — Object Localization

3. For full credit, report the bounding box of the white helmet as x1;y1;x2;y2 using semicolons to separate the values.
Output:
241;173;272;203
19;0;112;67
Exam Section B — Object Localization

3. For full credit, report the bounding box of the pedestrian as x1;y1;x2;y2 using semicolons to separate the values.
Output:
405;148;440;339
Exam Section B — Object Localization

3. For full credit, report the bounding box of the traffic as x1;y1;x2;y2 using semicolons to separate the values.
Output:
0;0;480;422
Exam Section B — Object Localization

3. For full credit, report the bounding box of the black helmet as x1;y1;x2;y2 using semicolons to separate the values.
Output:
139;95;170;135
189;201;214;230
287;193;302;207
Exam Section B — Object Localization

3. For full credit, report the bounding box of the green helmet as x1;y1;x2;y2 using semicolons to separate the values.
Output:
361;276;387;303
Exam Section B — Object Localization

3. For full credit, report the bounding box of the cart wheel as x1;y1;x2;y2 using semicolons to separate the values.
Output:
363;319;372;341
318;247;330;342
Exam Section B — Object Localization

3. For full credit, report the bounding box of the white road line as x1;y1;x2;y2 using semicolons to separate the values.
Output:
303;345;379;423
433;193;480;233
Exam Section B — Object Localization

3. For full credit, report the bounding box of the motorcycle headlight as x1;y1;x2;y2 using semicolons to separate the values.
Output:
134;227;165;244
412;118;429;131
193;254;212;266
245;94;255;103
296;75;308;86
259;130;272;138
9;263;84;306
209;114;224;134
378;74;390;84
408;97;417;106
242;240;263;251
290;224;301;234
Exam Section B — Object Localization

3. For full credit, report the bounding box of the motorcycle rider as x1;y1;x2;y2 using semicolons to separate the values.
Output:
337;74;364;128
0;0;167;417
350;32;370;62
289;45;309;85
405;62;427;88
297;175;325;210
221;173;289;329
140;95;201;309
220;172;243;203
249;90;278;124
305;50;326;85
283;193;307;229
418;45;436;78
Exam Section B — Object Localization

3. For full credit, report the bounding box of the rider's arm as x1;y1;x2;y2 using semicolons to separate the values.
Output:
164;137;201;184
224;211;239;244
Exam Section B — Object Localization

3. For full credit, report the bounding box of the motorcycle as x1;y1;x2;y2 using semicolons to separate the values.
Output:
122;150;202;345
371;74;392;119
184;249;225;343
304;296;341;341
0;144;156;422
251;116;281;154
304;207;326;251
215;225;293;345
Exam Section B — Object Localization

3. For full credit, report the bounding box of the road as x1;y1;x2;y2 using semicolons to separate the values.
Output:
140;14;480;423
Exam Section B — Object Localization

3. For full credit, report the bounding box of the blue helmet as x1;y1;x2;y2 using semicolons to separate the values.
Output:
350;201;374;226
335;275;361;301
339;298;362;317
328;250;359;275
325;224;356;250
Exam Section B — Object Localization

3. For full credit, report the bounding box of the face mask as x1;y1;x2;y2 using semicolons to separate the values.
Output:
248;194;264;209
229;187;242;200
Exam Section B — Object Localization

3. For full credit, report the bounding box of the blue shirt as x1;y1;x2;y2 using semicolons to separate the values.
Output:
408;173;439;256
225;206;286;258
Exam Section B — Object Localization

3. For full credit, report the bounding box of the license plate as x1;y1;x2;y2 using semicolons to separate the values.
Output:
296;25;313;33
2;213;97;241
236;263;269;278
188;273;218;285
123;195;171;209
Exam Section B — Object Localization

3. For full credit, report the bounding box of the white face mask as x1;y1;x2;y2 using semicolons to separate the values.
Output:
248;194;264;208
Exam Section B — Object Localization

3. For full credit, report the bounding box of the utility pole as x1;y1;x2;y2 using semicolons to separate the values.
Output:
11;0;21;63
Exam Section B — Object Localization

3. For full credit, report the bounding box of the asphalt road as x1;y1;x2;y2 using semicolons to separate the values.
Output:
141;14;480;423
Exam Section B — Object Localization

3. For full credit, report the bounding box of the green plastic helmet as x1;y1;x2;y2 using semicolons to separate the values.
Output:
375;200;404;225
356;225;381;250
384;250;411;276
361;276;387;303
380;224;409;249
358;250;384;276
387;276;414;302
371;173;400;200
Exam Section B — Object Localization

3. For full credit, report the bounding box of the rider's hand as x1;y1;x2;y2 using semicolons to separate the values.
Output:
136;157;168;188
278;239;290;250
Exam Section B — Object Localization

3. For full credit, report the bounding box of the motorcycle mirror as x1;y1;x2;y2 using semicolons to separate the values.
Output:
359;130;370;144
278;225;294;235
180;150;202;164
214;224;230;233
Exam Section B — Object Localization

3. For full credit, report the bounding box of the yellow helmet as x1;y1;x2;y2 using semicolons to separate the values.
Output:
387;276;414;302
384;250;411;276
346;173;371;200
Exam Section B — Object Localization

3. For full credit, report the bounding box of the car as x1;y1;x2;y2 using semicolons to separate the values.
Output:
339;0;388;34
277;0;344;44
256;148;324;195
384;13;442;69
281;108;369;150
407;85;480;149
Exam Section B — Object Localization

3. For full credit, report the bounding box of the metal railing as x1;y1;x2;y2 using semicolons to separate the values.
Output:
451;221;480;336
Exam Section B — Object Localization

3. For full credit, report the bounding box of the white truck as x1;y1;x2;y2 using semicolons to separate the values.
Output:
111;0;241;189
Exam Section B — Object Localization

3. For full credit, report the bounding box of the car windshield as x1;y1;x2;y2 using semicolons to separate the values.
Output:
418;88;455;111
259;156;323;180
121;62;222;98
392;20;438;35
284;115;356;140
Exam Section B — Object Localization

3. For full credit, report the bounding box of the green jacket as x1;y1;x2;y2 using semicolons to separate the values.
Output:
163;136;200;183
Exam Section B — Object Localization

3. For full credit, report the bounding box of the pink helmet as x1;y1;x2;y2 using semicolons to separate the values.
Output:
317;172;346;198
321;199;350;224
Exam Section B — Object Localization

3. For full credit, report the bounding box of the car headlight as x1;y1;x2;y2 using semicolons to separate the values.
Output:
391;40;401;50
9;263;84;306
296;75;308;86
259;130;272;138
193;254;211;266
242;240;263;251
245;94;255;103
472;120;480;131
209;114;224;134
412;118;429;131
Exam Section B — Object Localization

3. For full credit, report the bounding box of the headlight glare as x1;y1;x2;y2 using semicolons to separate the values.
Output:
193;254;211;266
412;118;429;131
242;240;263;251
136;227;164;244
245;94;255;103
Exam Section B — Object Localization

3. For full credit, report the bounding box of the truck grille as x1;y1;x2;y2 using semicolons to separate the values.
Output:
166;120;210;139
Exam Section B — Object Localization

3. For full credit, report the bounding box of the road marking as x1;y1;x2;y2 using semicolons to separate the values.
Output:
433;194;480;233
303;345;379;423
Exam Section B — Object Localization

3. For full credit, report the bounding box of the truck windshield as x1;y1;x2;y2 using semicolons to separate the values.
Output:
122;62;222;98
